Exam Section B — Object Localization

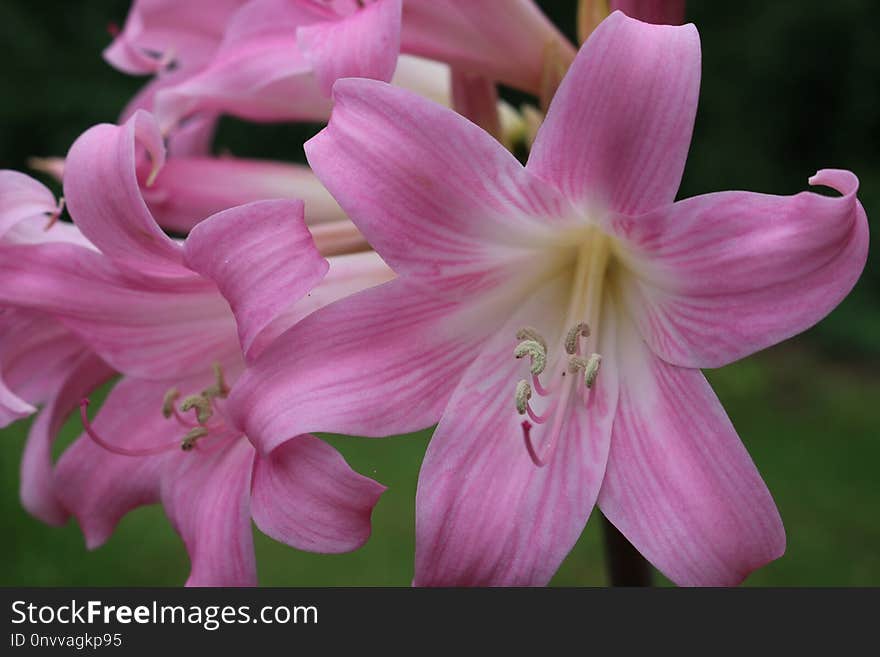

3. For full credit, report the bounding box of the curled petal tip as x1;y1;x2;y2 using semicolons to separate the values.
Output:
808;169;860;196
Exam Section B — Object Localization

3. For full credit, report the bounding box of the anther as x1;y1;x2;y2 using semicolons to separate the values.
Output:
180;427;209;451
583;353;602;389
180;395;213;424
516;327;547;353
568;356;587;374
515;380;532;415
514;339;546;375
564;322;591;355
202;362;230;400
162;387;180;419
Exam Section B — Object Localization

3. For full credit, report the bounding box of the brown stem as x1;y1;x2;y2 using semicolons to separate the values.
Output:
601;513;653;586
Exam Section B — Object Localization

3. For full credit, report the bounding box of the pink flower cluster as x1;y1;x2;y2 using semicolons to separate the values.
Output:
0;0;869;586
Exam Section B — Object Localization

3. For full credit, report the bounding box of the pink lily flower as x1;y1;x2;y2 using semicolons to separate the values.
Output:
152;0;572;131
29;154;348;235
0;171;115;525
0;112;392;585
230;13;869;586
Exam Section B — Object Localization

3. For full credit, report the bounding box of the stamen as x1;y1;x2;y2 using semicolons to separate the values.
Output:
180;395;212;424
514;339;546;375
201;362;230;400
568;356;587;373
531;372;554;397
516;327;547;353
80;399;179;457
564;322;590;355
181;427;209;451
515;380;532;415
521;421;547;467
583;353;602;389
162;387;180;419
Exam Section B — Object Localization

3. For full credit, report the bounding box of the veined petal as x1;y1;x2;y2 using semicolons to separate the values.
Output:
161;437;257;587
154;0;332;130
143;156;346;232
251;434;385;553
183;200;328;360
528;11;700;215
63;111;189;277
612;170;870;368
305;78;574;297
597;324;785;586
21;352;114;525
298;0;401;96
54;378;174;548
247;249;395;358
415;277;619;586
401;0;575;94
0;243;239;379
230;278;495;455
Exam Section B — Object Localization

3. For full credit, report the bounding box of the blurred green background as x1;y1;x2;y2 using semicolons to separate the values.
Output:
0;0;877;586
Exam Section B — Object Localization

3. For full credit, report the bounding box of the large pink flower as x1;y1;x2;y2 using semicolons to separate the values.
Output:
0;112;391;585
230;13;869;586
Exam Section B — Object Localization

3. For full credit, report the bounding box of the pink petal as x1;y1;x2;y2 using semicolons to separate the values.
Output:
230;278;492;455
528;11;700;215
251;434;385;553
63;111;189;278
611;0;686;24
154;0;332;130
246;249;395;358
104;0;246;75
0;171;92;248
183;200;329;359
612;170;870;368
143;156;346;233
401;0;575;94
597;326;785;586
298;0;401;96
0;310;91;426
0;170;57;237
0;243;239;379
20;352;114;525
305;78;574;297
161;437;257;586
118;72;220;157
54;378;174;548
415;277;619;586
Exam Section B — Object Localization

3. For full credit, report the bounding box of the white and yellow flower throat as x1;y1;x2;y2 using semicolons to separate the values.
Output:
513;228;612;467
